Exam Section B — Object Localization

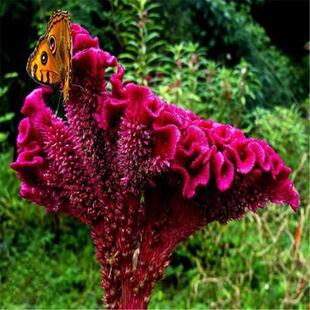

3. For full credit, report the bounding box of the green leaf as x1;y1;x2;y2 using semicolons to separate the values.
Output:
0;112;15;123
119;53;136;61
0;132;8;143
0;86;8;97
4;72;18;79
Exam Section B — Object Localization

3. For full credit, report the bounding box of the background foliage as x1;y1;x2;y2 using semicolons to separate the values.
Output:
0;0;309;308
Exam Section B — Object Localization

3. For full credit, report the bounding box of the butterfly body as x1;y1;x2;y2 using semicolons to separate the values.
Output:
27;10;72;102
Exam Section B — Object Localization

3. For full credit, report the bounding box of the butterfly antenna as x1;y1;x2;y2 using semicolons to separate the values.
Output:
72;83;84;90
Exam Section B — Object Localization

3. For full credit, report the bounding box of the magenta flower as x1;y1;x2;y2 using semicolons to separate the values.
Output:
11;24;299;309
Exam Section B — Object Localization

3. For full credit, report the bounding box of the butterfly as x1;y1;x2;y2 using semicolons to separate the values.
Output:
26;10;72;103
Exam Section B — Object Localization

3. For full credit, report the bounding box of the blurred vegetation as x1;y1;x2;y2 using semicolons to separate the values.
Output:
0;0;309;308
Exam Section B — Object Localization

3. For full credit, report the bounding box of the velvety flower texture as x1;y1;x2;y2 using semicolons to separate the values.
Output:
11;24;299;309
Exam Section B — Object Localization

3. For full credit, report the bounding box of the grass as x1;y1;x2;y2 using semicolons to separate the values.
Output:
1;149;309;309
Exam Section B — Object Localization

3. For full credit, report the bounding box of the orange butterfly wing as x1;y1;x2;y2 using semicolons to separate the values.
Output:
26;10;72;102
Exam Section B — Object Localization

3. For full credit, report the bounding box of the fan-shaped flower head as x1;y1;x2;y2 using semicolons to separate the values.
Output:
11;24;298;309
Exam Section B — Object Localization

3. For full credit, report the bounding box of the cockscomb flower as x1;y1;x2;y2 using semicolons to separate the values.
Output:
11;23;299;309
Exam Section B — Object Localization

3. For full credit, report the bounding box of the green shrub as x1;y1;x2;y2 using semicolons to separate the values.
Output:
159;0;307;107
251;105;309;206
156;44;261;128
252;106;308;171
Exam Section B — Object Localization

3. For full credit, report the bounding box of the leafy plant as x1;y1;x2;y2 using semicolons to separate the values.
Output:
252;105;309;206
156;43;261;128
161;0;308;108
197;59;261;127
155;42;208;109
252;105;308;171
116;0;166;85
0;112;14;145
0;72;17;148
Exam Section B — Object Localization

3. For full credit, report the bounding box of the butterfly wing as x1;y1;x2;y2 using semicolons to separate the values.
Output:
26;10;72;102
46;10;72;102
26;34;61;86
